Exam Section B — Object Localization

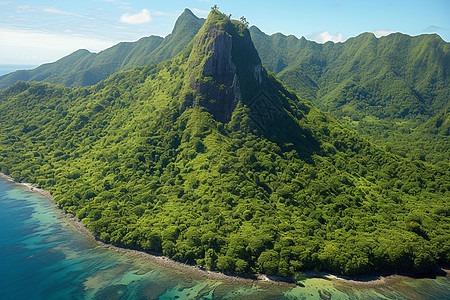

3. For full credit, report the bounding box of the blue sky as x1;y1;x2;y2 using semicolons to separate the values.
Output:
0;0;448;65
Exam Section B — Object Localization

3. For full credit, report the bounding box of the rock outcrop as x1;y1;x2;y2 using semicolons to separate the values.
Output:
182;10;264;123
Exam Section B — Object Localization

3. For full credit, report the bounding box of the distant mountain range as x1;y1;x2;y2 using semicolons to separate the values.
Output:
0;9;204;89
0;9;448;277
250;27;450;164
1;9;448;165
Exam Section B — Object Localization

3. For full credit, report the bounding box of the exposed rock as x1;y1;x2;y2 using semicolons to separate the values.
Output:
182;11;263;123
196;31;241;123
253;64;263;84
202;32;236;79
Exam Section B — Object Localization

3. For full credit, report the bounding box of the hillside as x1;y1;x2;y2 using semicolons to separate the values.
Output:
2;10;447;165
250;27;450;163
0;10;449;277
0;9;204;89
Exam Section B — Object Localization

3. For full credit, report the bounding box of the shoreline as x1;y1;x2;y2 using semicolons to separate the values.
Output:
1;172;447;288
63;213;280;285
0;172;287;286
0;173;54;200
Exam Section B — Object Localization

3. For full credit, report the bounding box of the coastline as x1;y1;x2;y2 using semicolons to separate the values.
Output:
63;213;279;285
0;172;54;200
0;172;286;286
1;172;447;288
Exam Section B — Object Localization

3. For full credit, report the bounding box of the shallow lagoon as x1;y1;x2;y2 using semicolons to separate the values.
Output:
0;177;448;299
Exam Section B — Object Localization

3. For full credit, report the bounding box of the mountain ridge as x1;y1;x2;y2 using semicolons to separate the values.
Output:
3;9;448;93
0;9;204;89
1;9;448;167
249;26;449;163
0;9;448;278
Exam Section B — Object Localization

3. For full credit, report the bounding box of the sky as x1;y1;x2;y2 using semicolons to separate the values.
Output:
0;0;449;65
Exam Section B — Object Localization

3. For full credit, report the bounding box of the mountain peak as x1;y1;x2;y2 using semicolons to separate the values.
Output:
147;8;204;63
182;9;264;123
182;8;196;15
179;10;313;153
174;8;201;30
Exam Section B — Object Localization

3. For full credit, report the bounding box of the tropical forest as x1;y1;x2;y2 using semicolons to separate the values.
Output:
0;8;448;279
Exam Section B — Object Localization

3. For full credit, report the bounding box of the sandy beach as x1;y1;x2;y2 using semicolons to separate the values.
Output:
325;273;407;288
1;171;446;288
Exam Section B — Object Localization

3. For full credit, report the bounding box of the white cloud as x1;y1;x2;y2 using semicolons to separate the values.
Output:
151;10;178;17
191;8;210;17
119;9;151;24
0;28;117;64
373;29;394;38
15;5;82;17
308;31;346;43
15;5;37;13
43;7;81;17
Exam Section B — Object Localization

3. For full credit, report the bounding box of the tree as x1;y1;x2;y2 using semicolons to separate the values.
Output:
216;255;236;273
240;16;249;27
205;248;217;270
257;250;279;275
235;259;249;273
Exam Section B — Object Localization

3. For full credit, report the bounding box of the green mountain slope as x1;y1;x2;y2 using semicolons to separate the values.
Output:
0;10;448;277
0;9;204;89
380;107;450;163
250;27;450;163
3;10;447;165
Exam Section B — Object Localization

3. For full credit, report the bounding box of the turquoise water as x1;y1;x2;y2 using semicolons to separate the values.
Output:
0;177;449;299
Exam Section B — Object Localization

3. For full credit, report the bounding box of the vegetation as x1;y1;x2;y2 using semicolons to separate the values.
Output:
0;9;204;89
249;28;450;165
2;10;447;167
0;10;449;278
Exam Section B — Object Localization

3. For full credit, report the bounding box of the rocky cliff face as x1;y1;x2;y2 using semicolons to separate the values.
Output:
179;9;300;138
182;10;264;123
196;29;241;123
